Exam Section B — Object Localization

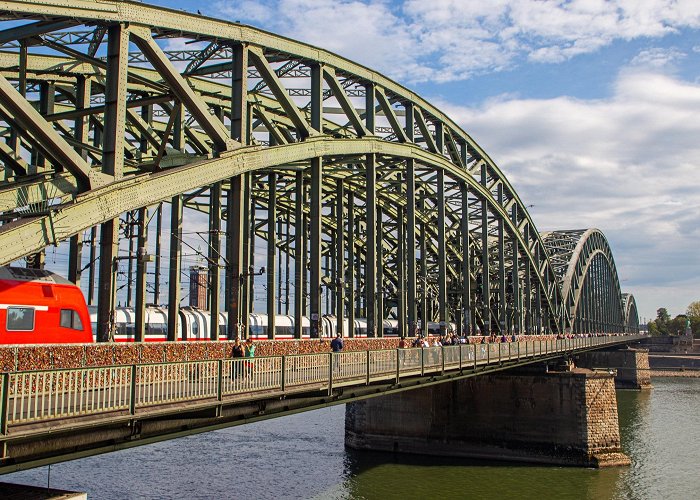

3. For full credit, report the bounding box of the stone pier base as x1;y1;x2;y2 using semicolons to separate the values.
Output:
577;348;652;390
345;370;629;467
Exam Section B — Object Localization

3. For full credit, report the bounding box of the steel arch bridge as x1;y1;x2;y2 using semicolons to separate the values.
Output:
0;0;638;341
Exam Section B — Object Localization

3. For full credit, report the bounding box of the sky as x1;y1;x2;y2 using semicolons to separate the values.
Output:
60;0;700;322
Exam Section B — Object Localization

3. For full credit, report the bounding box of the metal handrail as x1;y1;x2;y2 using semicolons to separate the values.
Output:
0;334;644;430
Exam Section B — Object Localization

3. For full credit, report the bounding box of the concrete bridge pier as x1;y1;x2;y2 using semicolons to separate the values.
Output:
345;369;630;467
576;347;652;390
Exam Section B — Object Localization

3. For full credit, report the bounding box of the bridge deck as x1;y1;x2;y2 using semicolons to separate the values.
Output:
0;335;643;474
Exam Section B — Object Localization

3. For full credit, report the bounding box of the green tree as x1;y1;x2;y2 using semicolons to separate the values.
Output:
655;307;670;335
687;301;700;319
647;321;660;336
669;315;687;336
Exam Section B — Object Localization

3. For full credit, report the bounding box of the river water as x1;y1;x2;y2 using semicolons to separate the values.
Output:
4;377;699;499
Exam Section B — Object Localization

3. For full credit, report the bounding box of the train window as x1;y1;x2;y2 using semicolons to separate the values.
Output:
219;324;226;337
60;309;83;330
7;307;34;331
192;320;199;337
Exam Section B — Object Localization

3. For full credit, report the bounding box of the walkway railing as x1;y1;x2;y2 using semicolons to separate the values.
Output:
0;335;643;432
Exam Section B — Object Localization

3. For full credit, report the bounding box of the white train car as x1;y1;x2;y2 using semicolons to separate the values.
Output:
90;307;425;341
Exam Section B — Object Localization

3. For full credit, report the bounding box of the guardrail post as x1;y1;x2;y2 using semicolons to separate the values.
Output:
441;347;445;375
459;344;463;372
486;343;490;366
517;341;520;361
420;348;425;376
473;344;477;370
217;359;223;402
498;343;502;365
396;349;400;384
366;350;370;386
329;352;334;396
281;355;286;392
0;373;9;435
129;364;137;415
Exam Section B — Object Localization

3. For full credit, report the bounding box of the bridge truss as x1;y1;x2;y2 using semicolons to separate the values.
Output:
0;0;639;341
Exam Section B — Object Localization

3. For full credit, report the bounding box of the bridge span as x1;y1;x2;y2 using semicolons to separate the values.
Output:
0;0;638;344
0;334;644;473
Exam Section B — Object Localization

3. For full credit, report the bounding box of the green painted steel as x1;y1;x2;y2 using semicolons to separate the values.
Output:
0;0;638;336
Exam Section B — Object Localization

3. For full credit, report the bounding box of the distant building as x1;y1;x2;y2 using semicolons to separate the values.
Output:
189;266;207;308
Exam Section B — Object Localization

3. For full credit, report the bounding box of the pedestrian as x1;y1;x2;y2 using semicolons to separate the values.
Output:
231;338;244;379
244;337;255;380
331;333;343;371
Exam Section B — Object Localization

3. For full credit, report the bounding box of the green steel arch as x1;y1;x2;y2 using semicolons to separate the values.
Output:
0;0;633;341
541;229;638;333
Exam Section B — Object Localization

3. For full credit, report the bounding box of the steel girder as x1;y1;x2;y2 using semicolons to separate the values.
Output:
541;229;638;333
0;0;638;339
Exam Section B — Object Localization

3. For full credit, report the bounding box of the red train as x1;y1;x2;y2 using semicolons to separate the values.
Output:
0;266;93;344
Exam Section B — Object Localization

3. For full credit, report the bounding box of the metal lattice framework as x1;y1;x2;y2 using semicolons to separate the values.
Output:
0;0;638;341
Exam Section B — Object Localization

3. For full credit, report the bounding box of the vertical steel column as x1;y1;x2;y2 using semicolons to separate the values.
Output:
68;76;90;285
365;83;375;133
135;207;148;342
347;191;355;337
227;176;245;339
309;64;323;338
376;206;384;335
247;186;256;314
231;44;249;145
497;185;506;334
480;164;491;336
294;171;305;339
511;205;520;335
278;216;284;315
461;182;471;336
406;165;417;336
209;182;222;340
397;205;406;338
87;226;97;305
267;173;277;339
227;43;249;338
524;225;532;334
125;212;134;307
97;24;128;342
153;203;162;305
437;170;447;336
366;154;377;337
336;179;345;337
419;197;428;337
167;195;183;341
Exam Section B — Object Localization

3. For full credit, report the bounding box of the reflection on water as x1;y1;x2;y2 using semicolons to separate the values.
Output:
4;378;700;499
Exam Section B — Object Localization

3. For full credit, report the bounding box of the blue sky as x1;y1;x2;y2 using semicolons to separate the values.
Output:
144;0;700;322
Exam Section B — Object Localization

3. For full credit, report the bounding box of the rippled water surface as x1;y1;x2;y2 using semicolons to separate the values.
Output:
5;377;699;499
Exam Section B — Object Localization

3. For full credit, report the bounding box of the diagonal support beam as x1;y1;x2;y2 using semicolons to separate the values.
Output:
0;19;77;45
414;108;439;154
323;67;369;137
248;46;315;139
130;26;237;153
0;138;28;175
375;88;408;143
0;74;110;190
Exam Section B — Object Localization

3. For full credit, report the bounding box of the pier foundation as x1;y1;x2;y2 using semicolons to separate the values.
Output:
577;347;651;390
345;369;629;467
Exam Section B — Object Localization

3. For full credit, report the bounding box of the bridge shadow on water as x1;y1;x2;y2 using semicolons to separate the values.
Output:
332;446;625;500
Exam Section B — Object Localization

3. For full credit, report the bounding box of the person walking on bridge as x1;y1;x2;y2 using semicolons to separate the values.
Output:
331;333;343;372
244;337;255;381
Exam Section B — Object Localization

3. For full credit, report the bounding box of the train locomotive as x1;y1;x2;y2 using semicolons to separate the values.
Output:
0;266;92;344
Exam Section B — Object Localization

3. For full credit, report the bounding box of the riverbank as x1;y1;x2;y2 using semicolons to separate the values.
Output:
650;370;700;378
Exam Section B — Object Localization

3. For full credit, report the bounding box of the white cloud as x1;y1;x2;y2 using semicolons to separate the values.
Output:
211;0;700;82
434;66;700;318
